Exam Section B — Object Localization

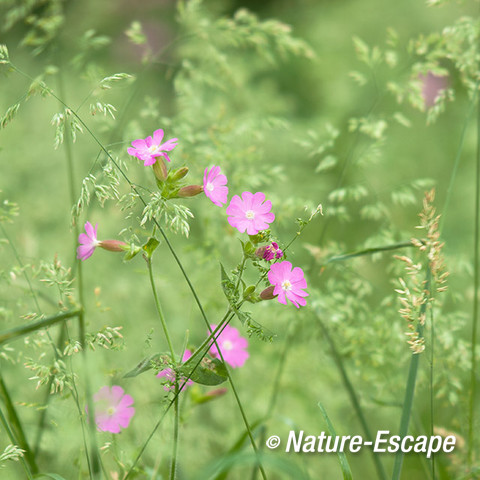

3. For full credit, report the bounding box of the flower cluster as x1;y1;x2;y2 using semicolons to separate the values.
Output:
80;128;308;307
80;127;309;434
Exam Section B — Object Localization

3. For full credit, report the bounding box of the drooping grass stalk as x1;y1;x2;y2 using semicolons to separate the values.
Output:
0;405;33;479
316;314;387;480
323;241;415;265
0;309;80;345
0;223;41;313
0;376;38;475
468;81;480;468
392;270;430;480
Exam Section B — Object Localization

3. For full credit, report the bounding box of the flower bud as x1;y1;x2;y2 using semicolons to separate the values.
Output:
177;185;203;198
260;285;277;301
205;387;228;399
98;240;128;252
172;166;189;181
152;158;168;182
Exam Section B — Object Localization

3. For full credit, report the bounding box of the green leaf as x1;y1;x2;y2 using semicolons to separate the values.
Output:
142;237;160;258
124;353;169;378
318;403;353;480
178;357;228;386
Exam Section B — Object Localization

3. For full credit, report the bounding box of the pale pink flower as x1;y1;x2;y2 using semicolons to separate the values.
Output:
263;242;283;261
209;324;249;368
92;385;135;434
203;166;228;206
226;192;275;235
419;72;449;108
267;261;308;308
77;223;127;261
77;222;99;261
127;129;178;166
157;350;194;392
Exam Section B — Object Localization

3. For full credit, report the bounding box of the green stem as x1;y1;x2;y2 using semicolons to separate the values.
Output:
78;309;102;480
0;405;33;479
392;270;430;480
251;323;296;480
0;309;80;345
468;75;480;468
429;308;435;479
34;325;67;456
170;385;180;480
316;314;387;480
146;258;176;362
0;376;38;475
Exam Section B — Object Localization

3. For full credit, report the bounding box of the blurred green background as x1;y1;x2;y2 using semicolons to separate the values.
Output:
1;0;479;478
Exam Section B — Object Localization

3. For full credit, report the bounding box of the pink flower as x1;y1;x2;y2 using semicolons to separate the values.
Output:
267;261;308;308
419;72;449;108
92;385;135;434
157;350;194;392
226;192;275;235
209;324;249;368
127;129;178;166
77;222;99;261
203;166;228;206
77;223;127;261
263;242;283;261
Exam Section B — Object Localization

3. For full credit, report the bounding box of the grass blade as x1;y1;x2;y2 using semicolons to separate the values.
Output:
318;403;353;480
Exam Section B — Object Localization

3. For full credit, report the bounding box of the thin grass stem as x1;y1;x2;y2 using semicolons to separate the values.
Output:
316;314;387;480
0;376;38;475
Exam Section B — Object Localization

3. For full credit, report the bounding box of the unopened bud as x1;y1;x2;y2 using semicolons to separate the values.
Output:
172;166;189;180
152;158;168;181
177;185;203;198
98;240;128;252
205;387;228;399
260;285;277;301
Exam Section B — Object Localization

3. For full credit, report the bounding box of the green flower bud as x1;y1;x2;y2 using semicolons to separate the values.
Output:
152;158;168;182
172;166;189;180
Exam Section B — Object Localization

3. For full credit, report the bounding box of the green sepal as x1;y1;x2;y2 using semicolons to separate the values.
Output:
123;244;142;261
142;237;160;258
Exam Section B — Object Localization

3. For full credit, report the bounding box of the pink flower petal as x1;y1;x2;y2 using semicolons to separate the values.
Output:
153;129;165;145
